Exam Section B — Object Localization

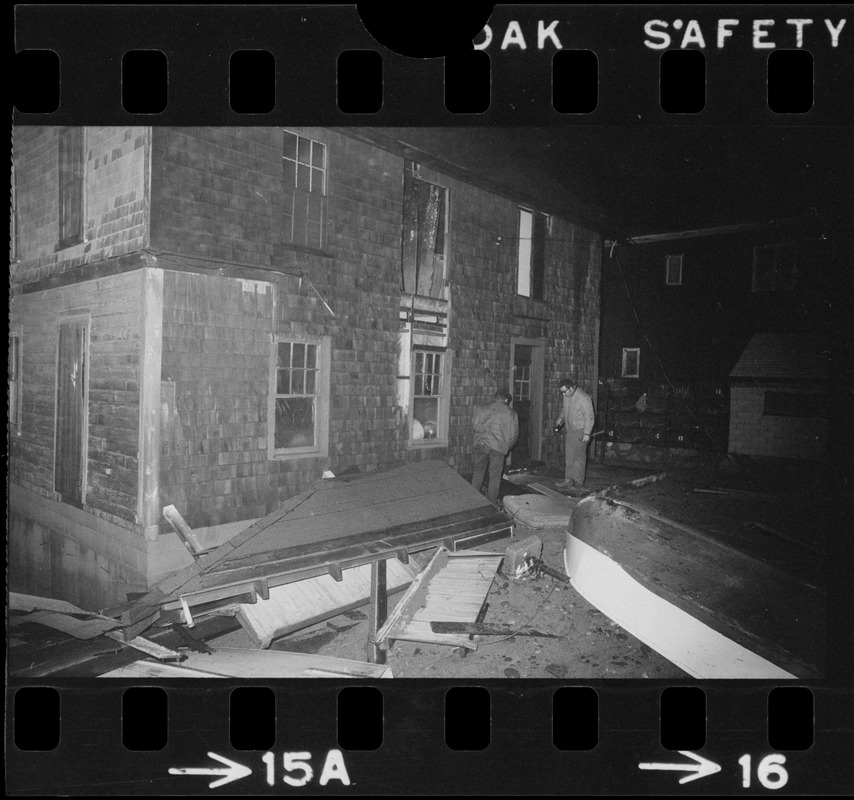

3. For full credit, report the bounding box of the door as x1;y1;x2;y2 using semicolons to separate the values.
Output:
55;319;88;505
510;339;544;467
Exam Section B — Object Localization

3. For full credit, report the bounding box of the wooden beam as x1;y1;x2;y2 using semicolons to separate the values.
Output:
137;267;164;543
395;547;409;564
328;563;343;582
162;504;206;555
367;559;388;665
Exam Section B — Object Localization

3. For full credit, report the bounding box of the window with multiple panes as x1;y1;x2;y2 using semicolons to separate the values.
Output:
270;337;330;457
665;253;683;285
517;208;546;299
58;127;84;247
401;169;448;297
752;243;798;292
621;347;640;378
411;348;448;442
9;332;22;433
282;131;327;250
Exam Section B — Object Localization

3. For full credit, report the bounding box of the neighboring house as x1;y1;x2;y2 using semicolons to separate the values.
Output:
8;126;605;607
729;333;828;462
598;220;842;455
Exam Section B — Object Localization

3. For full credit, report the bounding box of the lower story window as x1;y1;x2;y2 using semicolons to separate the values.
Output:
270;336;330;458
411;347;449;443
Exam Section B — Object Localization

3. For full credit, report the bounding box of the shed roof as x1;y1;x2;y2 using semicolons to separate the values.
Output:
729;333;828;381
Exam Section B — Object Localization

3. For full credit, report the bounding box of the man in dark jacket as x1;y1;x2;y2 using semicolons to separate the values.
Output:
471;391;519;503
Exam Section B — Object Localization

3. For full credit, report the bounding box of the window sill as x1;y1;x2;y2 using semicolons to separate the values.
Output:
270;448;328;462
55;236;83;252
408;439;447;450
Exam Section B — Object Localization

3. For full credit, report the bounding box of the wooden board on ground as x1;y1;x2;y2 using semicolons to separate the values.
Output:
502;494;577;528
375;547;503;649
99;648;394;679
236;557;421;648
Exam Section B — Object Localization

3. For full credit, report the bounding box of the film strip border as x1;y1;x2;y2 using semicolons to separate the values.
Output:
13;4;854;125
8;684;854;793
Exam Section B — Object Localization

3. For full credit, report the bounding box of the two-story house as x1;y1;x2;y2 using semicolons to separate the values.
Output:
9;126;606;608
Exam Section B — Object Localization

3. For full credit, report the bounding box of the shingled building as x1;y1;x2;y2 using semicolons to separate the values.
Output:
9;126;605;607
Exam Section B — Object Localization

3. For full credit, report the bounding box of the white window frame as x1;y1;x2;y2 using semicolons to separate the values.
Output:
517;207;547;299
621;347;640;379
409;346;451;447
9;329;22;434
282;129;328;250
665;253;683;285
268;334;331;460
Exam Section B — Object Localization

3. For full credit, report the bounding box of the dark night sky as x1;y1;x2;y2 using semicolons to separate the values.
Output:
379;125;852;237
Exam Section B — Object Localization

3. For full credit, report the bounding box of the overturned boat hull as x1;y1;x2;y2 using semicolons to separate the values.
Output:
564;496;825;679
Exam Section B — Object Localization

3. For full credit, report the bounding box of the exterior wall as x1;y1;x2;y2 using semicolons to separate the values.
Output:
9;270;145;520
149;127;602;545
729;385;828;461
159;270;276;532
12;126;149;284
9;485;148;609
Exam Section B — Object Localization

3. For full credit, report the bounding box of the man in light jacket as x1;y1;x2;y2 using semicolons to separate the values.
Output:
555;377;595;489
471;391;519;503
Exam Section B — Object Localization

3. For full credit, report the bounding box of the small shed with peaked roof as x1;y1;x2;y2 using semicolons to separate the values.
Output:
728;333;828;461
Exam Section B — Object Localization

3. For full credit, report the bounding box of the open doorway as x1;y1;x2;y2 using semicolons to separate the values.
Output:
510;338;544;468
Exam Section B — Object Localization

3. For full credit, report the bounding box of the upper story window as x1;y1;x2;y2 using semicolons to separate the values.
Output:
665;253;683;285
282;131;327;250
517;208;546;299
752;243;798;292
58;127;85;248
269;336;331;459
401;167;448;297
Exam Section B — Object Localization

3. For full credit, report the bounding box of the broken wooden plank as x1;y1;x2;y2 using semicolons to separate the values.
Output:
162;504;207;555
594;471;667;496
367;559;388;664
12;610;122;639
430;622;560;638
99;647;395;679
235;559;419;649
375;547;445;645
375;547;502;650
102;631;183;661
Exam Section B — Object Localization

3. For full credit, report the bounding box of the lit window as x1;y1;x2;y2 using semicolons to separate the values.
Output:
58;127;84;248
9;332;22;433
401;169;448;297
517;208;546;299
621;347;640;378
270;337;330;458
411;348;449;444
282;131;327;250
752;243;798;292
666;254;683;285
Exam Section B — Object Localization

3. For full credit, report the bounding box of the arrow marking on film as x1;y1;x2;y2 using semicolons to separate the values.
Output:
638;750;721;785
169;751;252;788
